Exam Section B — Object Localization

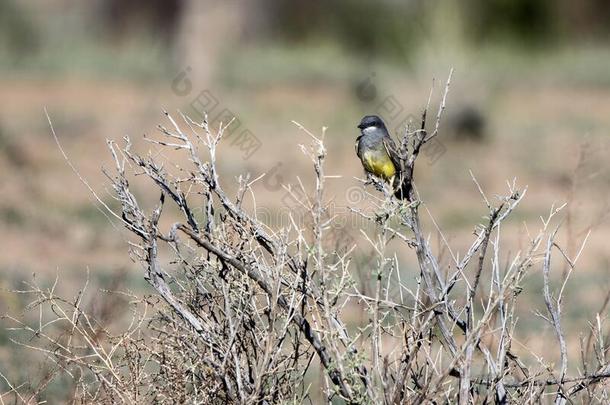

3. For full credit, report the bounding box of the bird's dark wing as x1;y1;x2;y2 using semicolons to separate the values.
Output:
384;135;411;199
382;136;402;172
355;134;363;158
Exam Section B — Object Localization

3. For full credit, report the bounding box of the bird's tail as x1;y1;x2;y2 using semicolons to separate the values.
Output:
393;175;411;200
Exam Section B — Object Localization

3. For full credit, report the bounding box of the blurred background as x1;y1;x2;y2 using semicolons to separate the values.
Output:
1;0;609;399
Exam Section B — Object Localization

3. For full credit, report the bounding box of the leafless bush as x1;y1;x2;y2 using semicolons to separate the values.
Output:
3;73;610;403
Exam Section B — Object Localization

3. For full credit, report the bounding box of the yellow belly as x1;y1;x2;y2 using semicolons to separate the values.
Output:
363;152;396;180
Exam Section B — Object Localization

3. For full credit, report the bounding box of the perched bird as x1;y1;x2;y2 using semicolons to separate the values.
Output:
355;115;409;200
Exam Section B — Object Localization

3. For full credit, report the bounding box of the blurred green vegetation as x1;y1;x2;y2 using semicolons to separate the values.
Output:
1;0;608;81
0;0;39;61
262;0;609;59
464;0;558;46
0;0;171;80
264;0;424;60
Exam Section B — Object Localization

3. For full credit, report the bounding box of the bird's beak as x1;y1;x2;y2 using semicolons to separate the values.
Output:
357;123;365;129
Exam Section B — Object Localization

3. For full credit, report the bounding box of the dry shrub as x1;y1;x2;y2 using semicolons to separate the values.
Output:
3;72;610;404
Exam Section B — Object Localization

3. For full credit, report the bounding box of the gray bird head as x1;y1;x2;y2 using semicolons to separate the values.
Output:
357;115;387;131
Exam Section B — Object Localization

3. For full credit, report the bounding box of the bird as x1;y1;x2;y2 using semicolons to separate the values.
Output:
355;115;410;200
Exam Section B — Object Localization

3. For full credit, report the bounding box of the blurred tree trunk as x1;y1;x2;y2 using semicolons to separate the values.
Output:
176;0;263;87
98;0;185;43
559;0;610;39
